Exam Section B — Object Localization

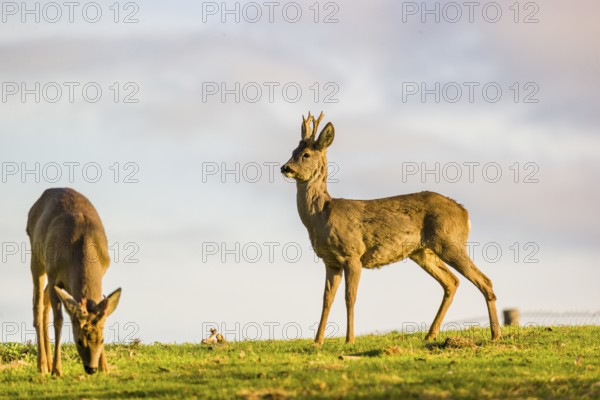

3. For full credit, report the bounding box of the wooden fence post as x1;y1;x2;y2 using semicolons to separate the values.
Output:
503;308;520;326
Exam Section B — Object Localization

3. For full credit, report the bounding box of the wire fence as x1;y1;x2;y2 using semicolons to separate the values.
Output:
449;310;600;328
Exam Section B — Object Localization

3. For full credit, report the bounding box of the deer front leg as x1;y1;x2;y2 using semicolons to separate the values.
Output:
99;348;108;372
32;270;48;374
42;286;53;372
49;285;64;376
344;260;362;344
315;265;343;345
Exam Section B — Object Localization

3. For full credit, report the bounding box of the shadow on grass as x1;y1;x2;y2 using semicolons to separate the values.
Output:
346;349;384;357
20;386;208;400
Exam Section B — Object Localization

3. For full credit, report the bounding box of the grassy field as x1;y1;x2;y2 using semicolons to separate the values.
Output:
1;326;599;399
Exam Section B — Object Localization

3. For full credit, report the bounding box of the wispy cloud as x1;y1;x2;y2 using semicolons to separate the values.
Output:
1;0;598;342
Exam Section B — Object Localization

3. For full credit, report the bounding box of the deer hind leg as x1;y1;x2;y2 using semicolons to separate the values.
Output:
439;247;501;340
31;260;48;374
410;248;460;341
315;264;343;345
42;286;52;373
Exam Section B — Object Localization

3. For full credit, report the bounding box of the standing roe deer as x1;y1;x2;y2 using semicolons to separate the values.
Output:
281;112;501;344
27;188;121;375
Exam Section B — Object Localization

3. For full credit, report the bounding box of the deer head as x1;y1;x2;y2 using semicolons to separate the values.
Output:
281;112;335;183
54;286;121;374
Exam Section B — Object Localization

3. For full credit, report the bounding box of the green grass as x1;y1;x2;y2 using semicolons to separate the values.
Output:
1;326;599;399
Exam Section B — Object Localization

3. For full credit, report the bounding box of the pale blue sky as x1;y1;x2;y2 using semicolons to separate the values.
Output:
1;1;599;343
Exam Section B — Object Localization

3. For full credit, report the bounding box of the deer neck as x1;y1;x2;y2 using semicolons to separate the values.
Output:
296;161;331;226
72;266;103;303
69;241;105;303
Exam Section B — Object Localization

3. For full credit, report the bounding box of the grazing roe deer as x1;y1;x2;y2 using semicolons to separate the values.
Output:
281;112;501;344
27;188;121;375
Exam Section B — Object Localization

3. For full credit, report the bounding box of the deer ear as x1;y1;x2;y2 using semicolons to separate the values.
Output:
98;288;122;318
315;122;334;150
54;286;80;317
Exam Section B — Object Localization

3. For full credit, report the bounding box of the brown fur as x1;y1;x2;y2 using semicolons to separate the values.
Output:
27;188;121;375
281;112;501;344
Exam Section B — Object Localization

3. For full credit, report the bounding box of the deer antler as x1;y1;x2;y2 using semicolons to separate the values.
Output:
302;112;314;141
301;111;325;142
312;111;325;139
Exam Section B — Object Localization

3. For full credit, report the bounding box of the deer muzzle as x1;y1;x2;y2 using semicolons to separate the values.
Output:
84;366;98;375
281;165;293;174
